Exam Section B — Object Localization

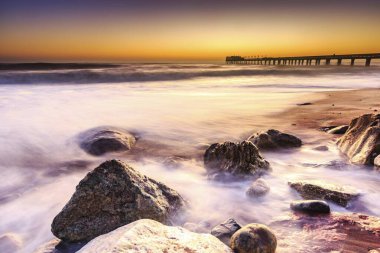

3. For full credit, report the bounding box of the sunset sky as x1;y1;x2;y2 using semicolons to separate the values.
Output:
1;0;380;62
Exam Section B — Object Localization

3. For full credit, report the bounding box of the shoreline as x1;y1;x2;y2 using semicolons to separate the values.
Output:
277;88;380;129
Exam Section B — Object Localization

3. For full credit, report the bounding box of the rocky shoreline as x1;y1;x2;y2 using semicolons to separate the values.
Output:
29;94;380;253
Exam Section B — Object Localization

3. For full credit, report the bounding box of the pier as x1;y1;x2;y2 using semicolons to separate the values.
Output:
226;53;380;67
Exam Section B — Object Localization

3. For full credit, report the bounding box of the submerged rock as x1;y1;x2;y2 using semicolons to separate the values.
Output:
290;200;330;214
289;180;359;207
204;141;270;179
0;233;22;253
249;129;302;150
246;178;270;197
271;213;380;253
77;219;232;253
211;218;242;245
230;223;277;253
51;160;185;242
313;145;329;151
327;125;349;135
337;114;380;165
78;126;136;156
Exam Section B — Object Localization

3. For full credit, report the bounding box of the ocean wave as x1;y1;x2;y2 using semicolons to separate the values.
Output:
0;64;378;84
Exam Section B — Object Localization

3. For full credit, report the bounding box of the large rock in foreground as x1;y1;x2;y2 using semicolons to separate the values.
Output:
78;127;136;156
289;180;359;207
204;141;270;179
51;160;185;242
78;219;232;253
230;223;277;253
337;114;380;165
249;129;302;150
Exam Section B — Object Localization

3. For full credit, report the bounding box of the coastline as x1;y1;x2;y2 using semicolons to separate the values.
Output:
277;88;380;129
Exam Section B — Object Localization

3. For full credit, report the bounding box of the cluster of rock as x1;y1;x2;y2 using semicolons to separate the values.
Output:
211;219;277;253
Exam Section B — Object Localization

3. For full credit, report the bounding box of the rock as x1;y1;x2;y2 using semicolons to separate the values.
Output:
211;218;242;245
246;179;270;197
369;249;380;253
163;156;187;169
320;126;338;132
337;114;380;165
78;127;136;156
290;200;330;214
375;155;380;168
230;223;277;253
33;239;85;253
297;102;313;106
249;129;302;150
0;233;22;253
327;125;349;134
288;180;359;207
51;160;185;242
271;213;380;252
77;219;232;253
204;141;270;179
313;145;329;151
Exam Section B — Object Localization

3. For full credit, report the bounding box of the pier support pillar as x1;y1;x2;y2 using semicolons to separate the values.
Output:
365;58;371;66
326;59;331;65
337;59;342;66
350;58;355;66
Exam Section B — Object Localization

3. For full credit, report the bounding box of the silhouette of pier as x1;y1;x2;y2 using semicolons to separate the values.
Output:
226;53;380;67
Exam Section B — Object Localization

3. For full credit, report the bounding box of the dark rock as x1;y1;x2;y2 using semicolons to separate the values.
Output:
313;145;329;151
51;160;185;242
327;125;349;135
230;223;277;253
246;179;270;197
297;102;313;106
78;127;136;156
249;129;302;150
337;114;380;165
211;218;242;245
204;141;270;179
290;200;330;214
33;239;85;253
289;180;359;207
270;213;380;253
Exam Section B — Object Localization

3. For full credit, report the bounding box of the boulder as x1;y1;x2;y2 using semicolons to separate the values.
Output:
204;141;270;179
249;129;302;150
289;180;359;207
290;200;330;214
270;213;380;252
78;127;136;156
375;155;380;168
337;114;380;165
51;160;185;242
327;125;349;135
230;223;277;253
246;178;270;197
77;219;233;253
211;218;242;245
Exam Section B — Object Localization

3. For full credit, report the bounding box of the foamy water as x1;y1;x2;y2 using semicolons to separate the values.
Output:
0;63;380;252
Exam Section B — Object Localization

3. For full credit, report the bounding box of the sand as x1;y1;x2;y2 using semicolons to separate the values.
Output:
278;88;380;129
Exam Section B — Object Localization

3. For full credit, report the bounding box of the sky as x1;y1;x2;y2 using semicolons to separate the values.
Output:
1;0;380;62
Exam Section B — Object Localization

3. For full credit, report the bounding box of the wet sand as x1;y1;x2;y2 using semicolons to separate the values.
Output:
278;88;380;129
